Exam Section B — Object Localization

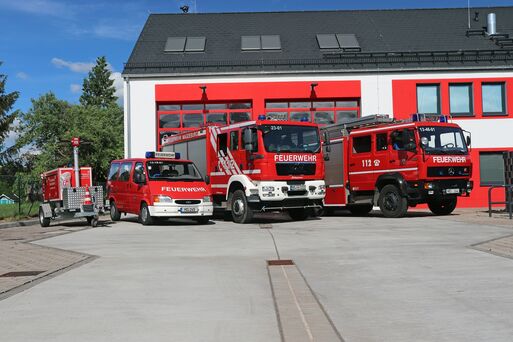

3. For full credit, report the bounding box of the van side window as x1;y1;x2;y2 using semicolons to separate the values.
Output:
133;162;145;182
118;162;133;182
352;135;371;153
230;131;239;150
108;163;120;181
218;133;228;154
376;133;388;151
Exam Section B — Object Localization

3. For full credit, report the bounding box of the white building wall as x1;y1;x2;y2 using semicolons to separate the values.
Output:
125;70;513;158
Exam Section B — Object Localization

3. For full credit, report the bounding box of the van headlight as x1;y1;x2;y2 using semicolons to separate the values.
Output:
154;195;172;203
203;196;212;203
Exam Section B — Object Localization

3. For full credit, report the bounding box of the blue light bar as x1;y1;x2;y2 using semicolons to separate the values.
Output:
439;115;447;123
300;117;309;122
145;151;180;159
412;114;419;122
258;114;266;120
145;151;155;158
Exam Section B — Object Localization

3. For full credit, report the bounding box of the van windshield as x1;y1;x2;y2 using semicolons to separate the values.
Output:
146;161;203;181
261;125;320;153
418;126;468;155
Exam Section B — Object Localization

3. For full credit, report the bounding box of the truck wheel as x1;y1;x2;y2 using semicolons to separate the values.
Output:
139;203;154;225
428;197;457;215
347;204;373;216
110;201;121;221
289;208;309;221
195;217;210;224
378;184;408;218
39;207;50;228
231;190;253;224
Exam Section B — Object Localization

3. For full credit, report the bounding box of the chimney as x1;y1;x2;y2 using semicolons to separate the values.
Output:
487;13;497;35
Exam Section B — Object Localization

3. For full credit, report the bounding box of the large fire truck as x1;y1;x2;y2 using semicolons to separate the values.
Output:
321;114;473;218
162;118;326;223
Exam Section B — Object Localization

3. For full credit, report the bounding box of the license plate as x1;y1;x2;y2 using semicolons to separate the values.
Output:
445;189;460;194
290;184;306;191
180;207;199;213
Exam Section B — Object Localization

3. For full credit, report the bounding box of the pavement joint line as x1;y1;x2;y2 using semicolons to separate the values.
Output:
267;229;281;260
470;233;513;260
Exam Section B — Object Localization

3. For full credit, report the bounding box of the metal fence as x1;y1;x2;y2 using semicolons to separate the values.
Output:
0;175;41;220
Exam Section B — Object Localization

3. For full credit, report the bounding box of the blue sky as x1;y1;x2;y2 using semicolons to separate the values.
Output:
0;0;511;115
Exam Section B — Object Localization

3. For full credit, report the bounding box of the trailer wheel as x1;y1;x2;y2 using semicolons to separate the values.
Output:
347;204;373;216
289;209;309;221
87;216;99;227
428;197;457;216
110;201;121;221
139;203;154;226
231;190;253;224
39;207;50;228
378;184;408;218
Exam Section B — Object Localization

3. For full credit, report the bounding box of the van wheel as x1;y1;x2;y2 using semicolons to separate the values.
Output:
289;209;309;221
347;204;373;216
139;203;154;225
428;197;457;215
39;207;50;227
231;190;253;224
378;185;408;218
110;201;121;221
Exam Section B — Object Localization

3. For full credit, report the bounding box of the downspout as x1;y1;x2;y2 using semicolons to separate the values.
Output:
125;76;131;158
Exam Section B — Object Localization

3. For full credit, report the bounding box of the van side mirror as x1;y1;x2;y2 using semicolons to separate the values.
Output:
466;135;471;147
134;173;146;184
323;131;331;153
204;175;210;185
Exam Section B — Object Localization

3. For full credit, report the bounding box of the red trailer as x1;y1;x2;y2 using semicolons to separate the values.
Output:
38;138;106;227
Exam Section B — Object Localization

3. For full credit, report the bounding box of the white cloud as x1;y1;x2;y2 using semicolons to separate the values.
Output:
110;72;124;104
16;72;29;80
93;23;141;41
70;84;81;94
51;58;94;73
4;118;20;148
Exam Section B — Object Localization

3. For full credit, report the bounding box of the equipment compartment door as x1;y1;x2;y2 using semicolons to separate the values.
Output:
348;134;375;191
324;139;346;205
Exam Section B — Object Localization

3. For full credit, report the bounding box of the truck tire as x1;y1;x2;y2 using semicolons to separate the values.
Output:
289;208;309;221
378;184;408;218
110;201;121;221
231;190;253;224
347;204;373;216
139;203;154;226
39;207;50;228
428;197;457;215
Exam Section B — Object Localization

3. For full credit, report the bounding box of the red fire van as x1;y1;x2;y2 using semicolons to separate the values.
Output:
107;151;213;225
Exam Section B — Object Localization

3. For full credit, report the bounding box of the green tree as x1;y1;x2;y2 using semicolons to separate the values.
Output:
0;62;19;162
79;56;117;108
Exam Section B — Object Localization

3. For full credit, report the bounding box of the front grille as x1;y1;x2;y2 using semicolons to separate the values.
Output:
175;200;201;205
427;167;470;177
276;163;316;176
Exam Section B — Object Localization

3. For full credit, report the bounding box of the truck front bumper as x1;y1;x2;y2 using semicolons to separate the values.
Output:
148;203;213;217
406;179;473;204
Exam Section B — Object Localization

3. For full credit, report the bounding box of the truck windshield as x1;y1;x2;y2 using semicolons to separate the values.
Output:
146;161;203;181
418;126;468;155
261;125;320;153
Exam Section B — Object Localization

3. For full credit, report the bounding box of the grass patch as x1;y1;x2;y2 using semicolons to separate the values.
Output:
0;202;39;221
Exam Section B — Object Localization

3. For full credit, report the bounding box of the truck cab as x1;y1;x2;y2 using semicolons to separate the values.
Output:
107;152;213;225
162;118;326;223
322;115;473;217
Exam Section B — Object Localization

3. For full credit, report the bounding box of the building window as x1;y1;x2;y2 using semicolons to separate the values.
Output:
265;99;359;125
449;83;473;116
156;101;252;149
480;152;505;186
482;83;506;115
417;84;440;114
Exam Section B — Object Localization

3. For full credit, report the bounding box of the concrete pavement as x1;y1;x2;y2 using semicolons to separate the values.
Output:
0;212;513;341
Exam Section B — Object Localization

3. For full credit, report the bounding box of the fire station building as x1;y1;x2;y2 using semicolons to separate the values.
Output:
122;7;513;207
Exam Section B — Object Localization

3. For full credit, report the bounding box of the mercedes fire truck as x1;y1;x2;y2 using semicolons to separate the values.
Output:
162;118;326;223
322;114;473;218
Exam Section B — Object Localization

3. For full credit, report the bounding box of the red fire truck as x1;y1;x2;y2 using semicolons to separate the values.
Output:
321;114;473;218
162;118;326;223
